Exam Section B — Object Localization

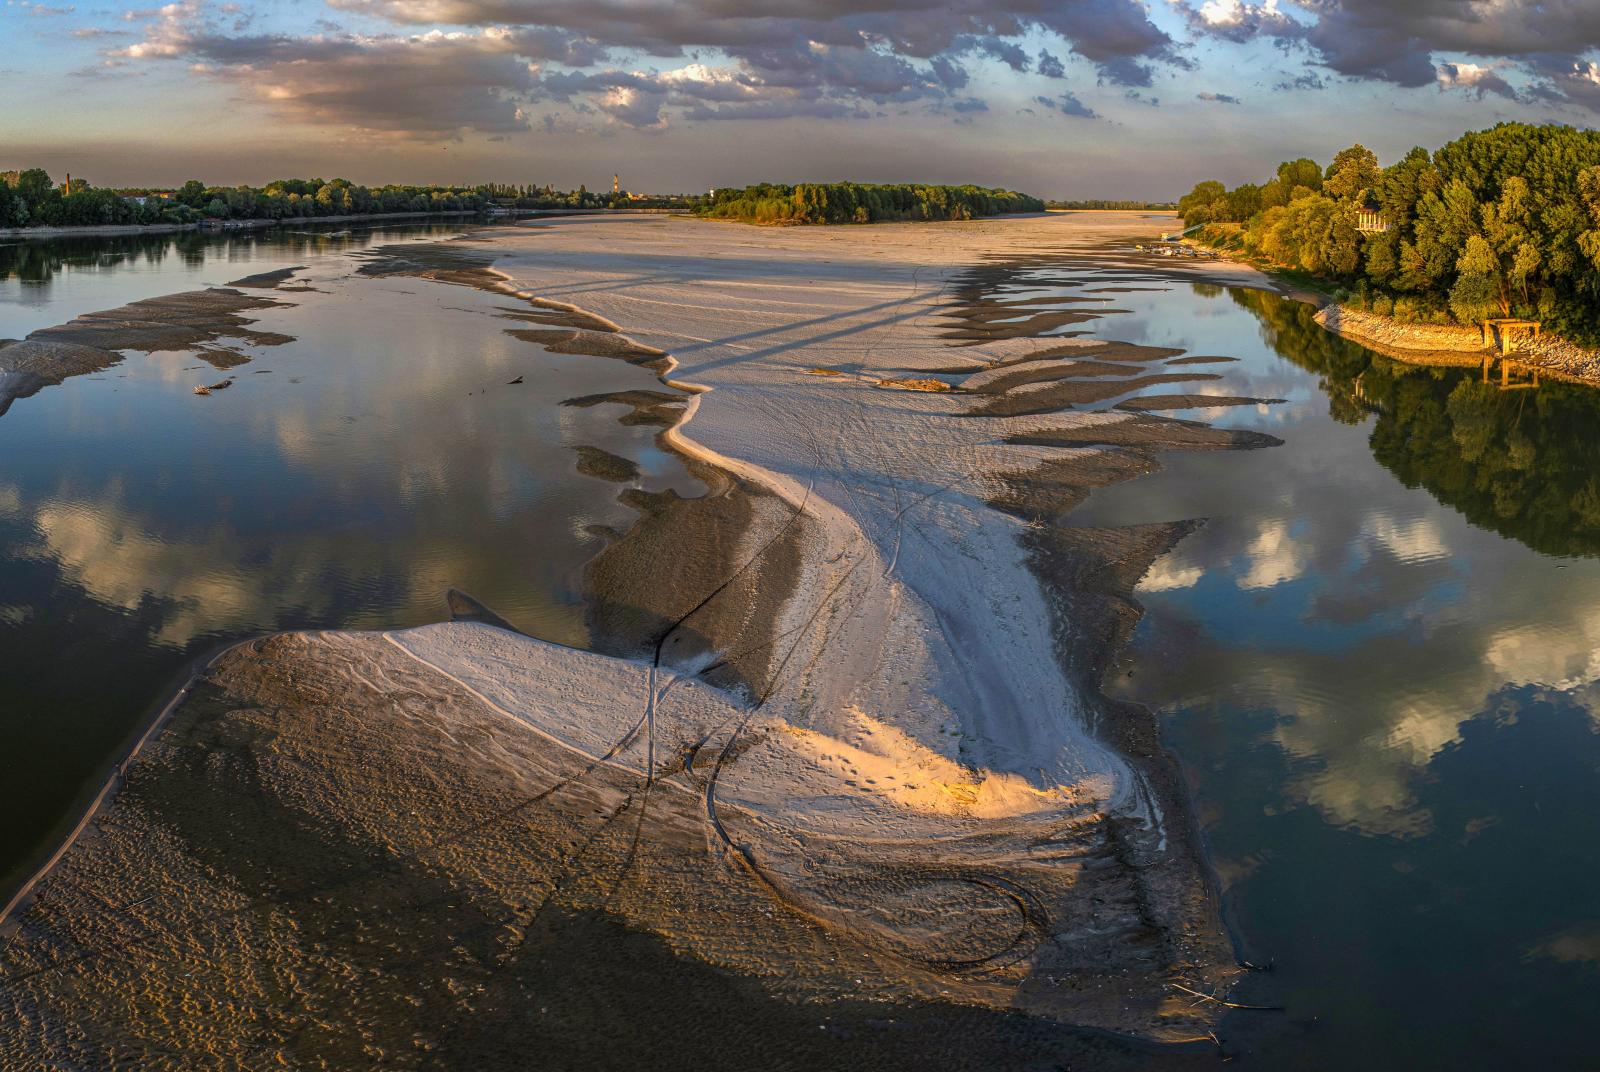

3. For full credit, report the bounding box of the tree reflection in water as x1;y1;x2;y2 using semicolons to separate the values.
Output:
1232;287;1600;558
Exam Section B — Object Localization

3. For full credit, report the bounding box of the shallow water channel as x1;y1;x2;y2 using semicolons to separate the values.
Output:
0;225;699;894
1002;266;1599;1068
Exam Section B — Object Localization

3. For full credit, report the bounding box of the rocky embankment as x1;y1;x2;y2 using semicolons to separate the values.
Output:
1311;300;1600;384
1314;304;1484;354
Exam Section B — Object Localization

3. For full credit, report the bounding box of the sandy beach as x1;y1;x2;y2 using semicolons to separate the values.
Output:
1;211;1282;1067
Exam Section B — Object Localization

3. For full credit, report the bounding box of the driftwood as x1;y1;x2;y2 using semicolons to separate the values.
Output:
1170;981;1284;1012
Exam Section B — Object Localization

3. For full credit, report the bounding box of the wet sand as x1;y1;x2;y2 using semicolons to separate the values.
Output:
0;287;291;415
1;212;1284;1067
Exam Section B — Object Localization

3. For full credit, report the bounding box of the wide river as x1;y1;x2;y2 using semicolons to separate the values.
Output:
2;226;1595;1068
0;224;699;897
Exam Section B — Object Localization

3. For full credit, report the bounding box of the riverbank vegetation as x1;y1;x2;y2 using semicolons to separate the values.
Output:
0;171;498;228
0;172;684;229
1048;199;1176;210
698;182;1043;224
1178;124;1600;343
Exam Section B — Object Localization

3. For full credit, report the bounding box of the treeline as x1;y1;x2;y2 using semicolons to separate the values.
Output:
478;183;690;210
1048;199;1176;210
1177;123;1600;343
0;171;689;229
0;171;494;228
698;183;1044;224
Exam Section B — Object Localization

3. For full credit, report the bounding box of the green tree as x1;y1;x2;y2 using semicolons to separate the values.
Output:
1276;158;1323;194
14;168;54;206
1178;179;1226;225
177;179;208;207
1324;143;1381;200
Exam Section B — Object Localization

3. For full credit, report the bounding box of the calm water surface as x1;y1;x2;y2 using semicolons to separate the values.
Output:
0;226;698;892
1007;269;1600;1068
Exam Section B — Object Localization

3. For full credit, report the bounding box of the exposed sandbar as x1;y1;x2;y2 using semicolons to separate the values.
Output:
0;288;289;416
2;213;1275;1066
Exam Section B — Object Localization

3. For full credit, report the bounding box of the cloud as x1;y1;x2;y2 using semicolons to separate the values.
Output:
12;1;74;15
1184;0;1300;43
1183;0;1600;112
69;57;145;77
328;0;1184;87
1437;60;1519;101
1034;90;1100;118
1197;90;1241;103
120;24;546;137
964;35;1031;73
1274;70;1326;91
107;0;1215;138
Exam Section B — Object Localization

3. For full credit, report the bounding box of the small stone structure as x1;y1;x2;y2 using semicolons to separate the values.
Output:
1481;318;1542;354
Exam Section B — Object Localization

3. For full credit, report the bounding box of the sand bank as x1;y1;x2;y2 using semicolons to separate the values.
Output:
0;287;291;416
1;212;1282;1066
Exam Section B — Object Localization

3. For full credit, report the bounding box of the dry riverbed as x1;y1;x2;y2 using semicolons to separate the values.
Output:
1;212;1287;1068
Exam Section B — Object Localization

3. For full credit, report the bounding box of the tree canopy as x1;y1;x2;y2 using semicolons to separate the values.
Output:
1179;124;1600;343
0;172;685;230
697;182;1043;224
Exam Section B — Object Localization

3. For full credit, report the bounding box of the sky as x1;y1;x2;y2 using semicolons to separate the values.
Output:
3;0;1599;199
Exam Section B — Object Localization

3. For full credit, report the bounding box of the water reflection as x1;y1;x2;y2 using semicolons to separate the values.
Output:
0;225;463;340
993;266;1600;1067
1232;289;1600;558
0;231;699;896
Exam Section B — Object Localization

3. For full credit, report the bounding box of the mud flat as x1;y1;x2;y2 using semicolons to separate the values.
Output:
1;212;1280;1067
0;287;291;415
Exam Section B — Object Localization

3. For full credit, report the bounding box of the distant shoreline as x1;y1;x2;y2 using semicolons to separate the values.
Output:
0;209;482;240
0;206;693;241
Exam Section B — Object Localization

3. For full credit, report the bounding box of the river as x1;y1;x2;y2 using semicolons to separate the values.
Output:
1034;269;1600;1068
3;227;1595;1068
0;224;699;896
